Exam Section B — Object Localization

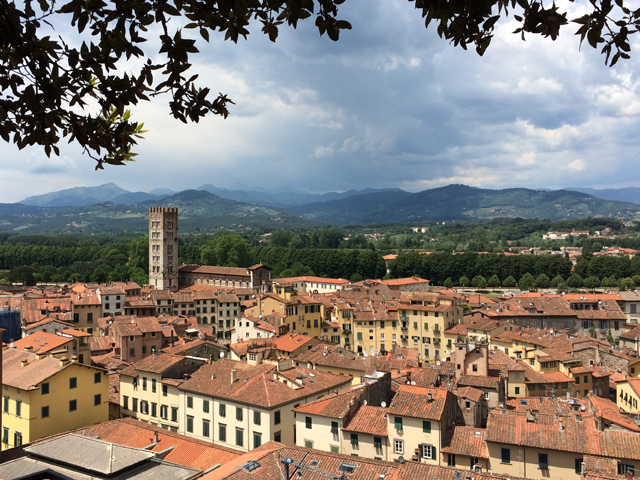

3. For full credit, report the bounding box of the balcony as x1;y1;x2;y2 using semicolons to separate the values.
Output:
400;325;409;331
400;335;408;342
342;325;352;334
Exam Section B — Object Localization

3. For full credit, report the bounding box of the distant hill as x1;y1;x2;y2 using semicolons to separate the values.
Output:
196;184;404;208
565;187;640;205
291;184;640;224
0;190;325;234
21;183;130;207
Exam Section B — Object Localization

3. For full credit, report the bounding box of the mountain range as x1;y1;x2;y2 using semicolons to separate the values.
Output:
1;183;639;233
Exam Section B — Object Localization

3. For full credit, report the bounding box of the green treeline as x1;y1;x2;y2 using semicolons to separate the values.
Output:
389;252;573;285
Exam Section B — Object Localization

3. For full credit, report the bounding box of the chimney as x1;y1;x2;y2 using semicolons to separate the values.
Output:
23;344;33;352
154;431;159;443
36;352;46;360
20;359;28;367
427;392;433;402
230;369;237;385
559;419;563;431
59;356;70;366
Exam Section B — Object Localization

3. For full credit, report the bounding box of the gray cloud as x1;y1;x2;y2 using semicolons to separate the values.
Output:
2;0;640;202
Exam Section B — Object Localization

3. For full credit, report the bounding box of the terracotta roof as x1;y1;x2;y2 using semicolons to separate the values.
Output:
119;353;189;377
180;359;352;408
12;331;72;354
272;334;315;353
90;335;116;352
162;338;226;355
293;387;363;418
4;348;82;390
441;426;488;458
342;405;389;437
388;385;449;420
456;386;483;403
274;276;349;285
179;265;251;277
22;316;74;331
71;418;241;469
589;395;640;432
457;375;499;390
383;277;430;286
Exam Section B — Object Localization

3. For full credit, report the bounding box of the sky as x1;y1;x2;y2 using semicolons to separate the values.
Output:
2;0;640;202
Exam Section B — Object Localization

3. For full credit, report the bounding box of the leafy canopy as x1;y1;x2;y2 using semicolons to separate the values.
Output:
2;0;638;167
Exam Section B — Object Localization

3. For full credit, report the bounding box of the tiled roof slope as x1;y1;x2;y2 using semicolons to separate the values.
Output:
388;385;449;420
294;387;363;418
71;418;241;470
342;406;389;437
180;359;352;408
441;426;488;458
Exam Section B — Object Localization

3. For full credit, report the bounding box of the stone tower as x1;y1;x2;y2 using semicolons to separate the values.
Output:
149;207;178;291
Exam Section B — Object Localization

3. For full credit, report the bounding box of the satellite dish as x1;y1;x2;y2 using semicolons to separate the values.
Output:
381;401;387;408
363;400;368;405
411;381;416;385
436;361;441;366
398;456;405;464
219;351;225;358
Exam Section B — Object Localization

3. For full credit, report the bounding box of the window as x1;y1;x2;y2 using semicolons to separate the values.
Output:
123;396;129;410
94;394;101;406
422;444;435;459
160;405;168;419
3;396;8;413
305;416;312;429
219;403;226;417
41;406;49;418
584;375;588;383
41;382;50;394
305;439;314;449
140;401;149;414
132;398;138;412
374;437;382;449
576;376;580;385
151;402;157;417
538;453;548;469
69;399;77;412
236;407;243;421
187;396;193;408
219;424;227;442
501;448;511;464
423;420;431;433
394;417;403;430
1;428;7;444
254;433;262;449
331;421;339;435
515;387;520;395
236;428;244;447
394;439;404;454
171;406;178;422
274;431;281;442
69;377;77;389
203;419;210;437
254;411;261;425
575;458;584;475
14;431;22;447
203;400;210;413
152;379;156;393
448;454;456;467
187;416;194;433
93;372;102;384
331;445;340;453
142;377;147;391
130;348;135;357
15;400;21;417
618;463;634;476
275;410;281;424
162;384;168;397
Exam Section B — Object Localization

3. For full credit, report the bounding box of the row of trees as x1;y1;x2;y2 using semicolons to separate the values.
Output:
451;273;640;292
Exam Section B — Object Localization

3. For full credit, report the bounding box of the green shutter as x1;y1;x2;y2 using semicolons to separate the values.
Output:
395;417;402;430
423;420;431;433
432;445;436;459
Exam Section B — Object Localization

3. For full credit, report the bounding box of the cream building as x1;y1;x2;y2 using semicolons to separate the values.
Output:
177;358;352;451
119;353;206;432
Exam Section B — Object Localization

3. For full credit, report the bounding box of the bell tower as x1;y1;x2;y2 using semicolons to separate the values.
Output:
149;207;178;291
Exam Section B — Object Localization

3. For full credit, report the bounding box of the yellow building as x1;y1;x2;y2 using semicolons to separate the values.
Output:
70;289;102;335
616;378;640;413
2;347;108;450
397;293;463;362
